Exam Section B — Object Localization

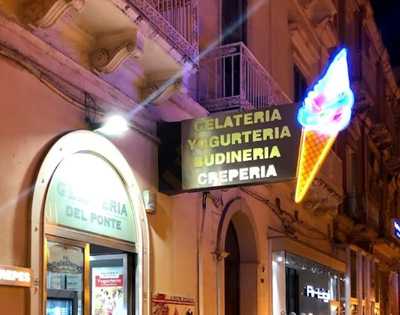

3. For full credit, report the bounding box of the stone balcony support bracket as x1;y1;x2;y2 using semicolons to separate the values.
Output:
90;31;145;74
22;0;86;28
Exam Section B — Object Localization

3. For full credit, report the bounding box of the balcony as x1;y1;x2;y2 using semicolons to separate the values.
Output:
14;0;203;121
23;0;198;62
199;42;290;112
128;0;199;61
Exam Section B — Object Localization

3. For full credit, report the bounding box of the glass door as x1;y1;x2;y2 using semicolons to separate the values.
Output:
46;239;86;315
45;238;136;315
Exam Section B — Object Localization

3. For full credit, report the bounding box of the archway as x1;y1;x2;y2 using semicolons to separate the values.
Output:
217;198;259;315
224;222;240;315
29;130;150;315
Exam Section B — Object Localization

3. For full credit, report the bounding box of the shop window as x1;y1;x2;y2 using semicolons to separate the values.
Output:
272;252;345;315
370;260;376;301
285;267;299;314
46;241;84;315
44;151;139;315
375;263;380;304
46;241;136;315
350;251;358;298
361;255;367;301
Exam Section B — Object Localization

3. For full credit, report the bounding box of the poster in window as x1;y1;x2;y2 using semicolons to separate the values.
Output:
152;293;195;315
91;267;125;315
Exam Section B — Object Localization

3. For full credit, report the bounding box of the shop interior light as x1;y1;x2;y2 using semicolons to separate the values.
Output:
96;115;129;136
275;256;284;263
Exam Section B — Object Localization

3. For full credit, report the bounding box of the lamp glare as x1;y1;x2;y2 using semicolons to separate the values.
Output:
97;115;129;136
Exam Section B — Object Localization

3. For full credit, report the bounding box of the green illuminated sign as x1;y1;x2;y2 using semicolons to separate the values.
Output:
45;153;137;243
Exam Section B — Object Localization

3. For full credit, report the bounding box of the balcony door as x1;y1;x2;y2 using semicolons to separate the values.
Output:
222;0;247;45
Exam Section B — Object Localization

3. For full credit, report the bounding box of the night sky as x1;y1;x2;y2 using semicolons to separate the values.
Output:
371;0;400;68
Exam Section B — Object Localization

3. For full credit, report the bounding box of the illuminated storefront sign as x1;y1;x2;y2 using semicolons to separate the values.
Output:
0;265;32;287
160;48;354;196
304;285;331;303
295;48;354;202
393;219;400;239
181;104;302;190
45;152;137;243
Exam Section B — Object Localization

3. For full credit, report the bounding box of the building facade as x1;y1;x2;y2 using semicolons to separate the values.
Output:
0;0;399;315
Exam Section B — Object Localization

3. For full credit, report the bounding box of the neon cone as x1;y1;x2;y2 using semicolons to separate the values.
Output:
294;129;337;203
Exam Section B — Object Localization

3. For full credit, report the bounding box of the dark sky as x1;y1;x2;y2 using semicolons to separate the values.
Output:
371;0;400;68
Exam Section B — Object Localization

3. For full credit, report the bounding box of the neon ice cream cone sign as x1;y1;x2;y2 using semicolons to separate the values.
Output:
295;48;354;203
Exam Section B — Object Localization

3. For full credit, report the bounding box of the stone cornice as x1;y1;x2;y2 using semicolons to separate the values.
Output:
21;0;86;28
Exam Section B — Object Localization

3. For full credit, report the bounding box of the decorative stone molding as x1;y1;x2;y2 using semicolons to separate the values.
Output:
315;17;338;49
305;0;337;25
369;123;393;150
302;178;343;217
22;0;86;28
386;157;400;176
211;250;230;261
334;214;355;243
353;84;373;115
90;31;144;74
351;225;379;243
141;77;183;105
289;22;320;78
298;0;314;10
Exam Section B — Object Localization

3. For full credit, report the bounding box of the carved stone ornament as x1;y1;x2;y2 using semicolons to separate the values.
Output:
142;78;183;105
91;34;144;74
370;123;393;150
302;178;342;217
22;0;86;28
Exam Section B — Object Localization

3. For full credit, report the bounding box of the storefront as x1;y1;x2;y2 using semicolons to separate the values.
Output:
29;131;150;315
271;239;346;315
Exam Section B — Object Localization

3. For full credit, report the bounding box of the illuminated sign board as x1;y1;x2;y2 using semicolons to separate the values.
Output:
181;104;302;190
159;48;354;196
393;219;400;240
0;265;32;287
295;48;354;202
45;152;137;243
304;285;331;303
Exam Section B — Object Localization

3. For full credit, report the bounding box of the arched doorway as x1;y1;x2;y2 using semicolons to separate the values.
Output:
218;198;259;315
30;130;150;315
224;223;240;315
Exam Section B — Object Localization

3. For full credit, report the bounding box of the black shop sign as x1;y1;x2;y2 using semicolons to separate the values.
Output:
158;104;302;193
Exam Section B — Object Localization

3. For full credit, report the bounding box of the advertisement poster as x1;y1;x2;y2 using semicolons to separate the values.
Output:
152;293;195;315
92;267;125;315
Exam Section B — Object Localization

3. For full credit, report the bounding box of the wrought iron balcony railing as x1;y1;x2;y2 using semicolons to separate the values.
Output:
129;0;198;61
199;42;290;112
